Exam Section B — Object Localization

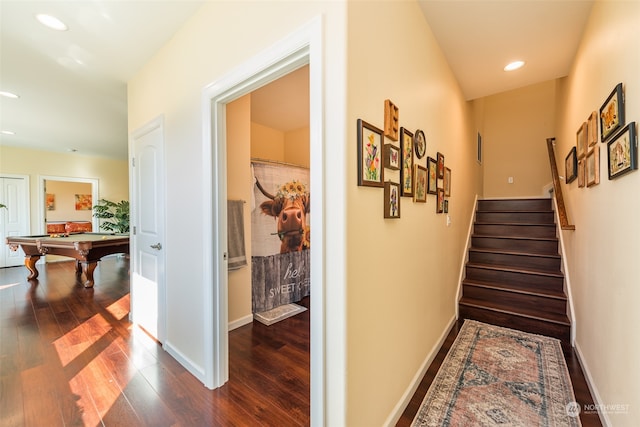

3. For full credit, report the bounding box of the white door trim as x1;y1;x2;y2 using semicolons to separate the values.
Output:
38;175;99;234
201;16;325;425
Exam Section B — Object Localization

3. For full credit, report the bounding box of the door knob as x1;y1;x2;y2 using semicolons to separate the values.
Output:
150;243;162;250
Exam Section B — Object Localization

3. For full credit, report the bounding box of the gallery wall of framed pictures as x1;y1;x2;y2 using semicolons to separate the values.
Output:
357;99;453;218
565;82;637;190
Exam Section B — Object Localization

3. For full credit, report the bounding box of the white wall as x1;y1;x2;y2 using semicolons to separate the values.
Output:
128;1;348;424
555;1;640;425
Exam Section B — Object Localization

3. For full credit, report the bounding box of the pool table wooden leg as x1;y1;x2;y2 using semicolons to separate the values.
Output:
81;261;98;288
24;255;41;280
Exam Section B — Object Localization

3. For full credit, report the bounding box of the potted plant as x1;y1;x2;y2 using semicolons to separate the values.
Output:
92;199;130;233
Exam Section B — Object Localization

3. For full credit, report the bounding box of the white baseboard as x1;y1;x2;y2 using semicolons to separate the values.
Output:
383;315;457;427
163;340;207;385
574;342;611;426
228;314;253;331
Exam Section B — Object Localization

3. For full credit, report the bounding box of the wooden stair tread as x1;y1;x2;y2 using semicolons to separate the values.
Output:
462;279;567;299
472;234;558;242
466;262;563;278
459;296;571;326
469;247;561;259
474;222;556;226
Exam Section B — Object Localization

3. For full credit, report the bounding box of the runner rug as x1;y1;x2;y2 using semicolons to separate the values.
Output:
412;320;581;426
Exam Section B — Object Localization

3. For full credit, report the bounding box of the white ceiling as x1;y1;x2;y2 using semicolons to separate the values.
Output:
0;1;594;160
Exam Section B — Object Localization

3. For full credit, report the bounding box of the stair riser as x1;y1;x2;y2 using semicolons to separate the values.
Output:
463;285;567;316
475;211;555;224
478;199;552;212
468;251;561;273
465;266;564;293
474;223;557;238
459;305;570;346
472;236;558;254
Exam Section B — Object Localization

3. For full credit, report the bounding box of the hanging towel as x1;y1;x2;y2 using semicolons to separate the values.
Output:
227;199;248;270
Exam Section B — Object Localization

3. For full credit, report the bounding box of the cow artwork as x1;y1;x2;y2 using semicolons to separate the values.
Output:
256;178;310;253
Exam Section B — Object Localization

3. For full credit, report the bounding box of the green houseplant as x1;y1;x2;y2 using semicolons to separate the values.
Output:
92;199;130;233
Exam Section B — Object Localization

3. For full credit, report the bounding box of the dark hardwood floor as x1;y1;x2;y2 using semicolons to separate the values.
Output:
396;320;603;427
0;258;310;426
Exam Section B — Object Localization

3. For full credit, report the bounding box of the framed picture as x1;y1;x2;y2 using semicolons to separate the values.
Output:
46;193;55;210
565;147;578;184
577;158;585;188
586;146;600;187
588;111;598;146
576;122;588;159
436;188;445;213
383;181;400;218
413;165;427;203
384;144;400;170
400;127;414;197
75;194;93;210
384;99;399;141
357;119;384;187
414;129;426;159
444;167;451;197
444;200;449;214
600;83;624;142
427;157;437;194
477;132;482;164
436;152;445;179
607;121;637;179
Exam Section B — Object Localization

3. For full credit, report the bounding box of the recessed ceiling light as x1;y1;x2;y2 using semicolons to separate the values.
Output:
67;148;78;152
1;130;16;135
0;91;19;99
504;61;525;72
36;13;68;31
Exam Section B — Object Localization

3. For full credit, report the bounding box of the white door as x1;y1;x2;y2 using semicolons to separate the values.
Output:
0;176;29;267
130;118;165;341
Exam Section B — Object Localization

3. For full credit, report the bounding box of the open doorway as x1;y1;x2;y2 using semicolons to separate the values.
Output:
202;19;324;423
39;176;99;234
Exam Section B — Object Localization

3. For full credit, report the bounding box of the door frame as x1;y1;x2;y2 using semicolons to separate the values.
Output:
38;175;99;233
201;17;325;423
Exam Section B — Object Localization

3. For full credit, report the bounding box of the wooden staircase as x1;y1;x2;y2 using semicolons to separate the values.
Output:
459;198;571;349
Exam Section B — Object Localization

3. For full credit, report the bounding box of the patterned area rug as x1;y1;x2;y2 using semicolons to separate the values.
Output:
253;303;307;326
412;320;581;426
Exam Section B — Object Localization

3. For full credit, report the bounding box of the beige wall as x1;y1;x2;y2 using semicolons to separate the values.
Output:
45;181;93;222
346;2;481;425
227;95;253;325
0;145;128;232
481;80;556;198
555;1;640;425
251;122;310;168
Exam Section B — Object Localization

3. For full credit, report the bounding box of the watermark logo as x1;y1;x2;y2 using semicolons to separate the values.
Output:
566;401;581;418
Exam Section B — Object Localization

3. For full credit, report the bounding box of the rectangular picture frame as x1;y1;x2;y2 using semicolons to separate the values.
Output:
444;167;451;197
588;110;598;147
577;158;585;188
586;146;600;187
607;121;637;180
436;152;445;179
357;119;384;187
400;127;414;197
436;188;445;213
600;82;625;142
427;156;437;194
413;165;427;203
565;146;578;184
384;144;400;170
576;122;588;159
384;181;401;218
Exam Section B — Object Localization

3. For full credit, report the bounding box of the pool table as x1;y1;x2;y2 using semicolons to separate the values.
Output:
6;232;129;287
